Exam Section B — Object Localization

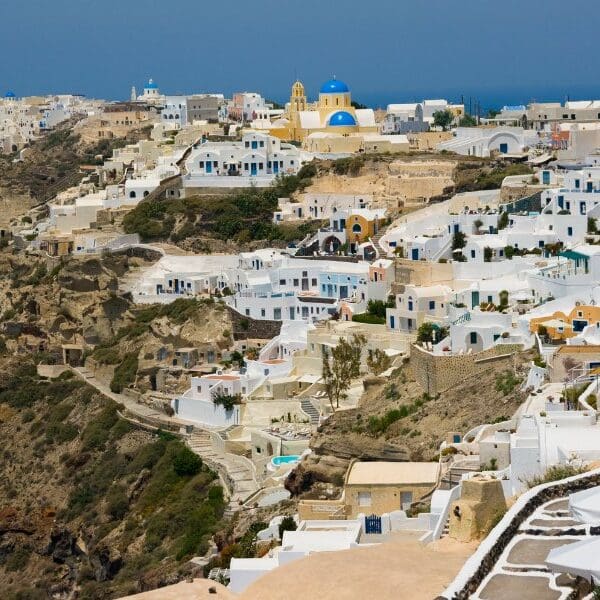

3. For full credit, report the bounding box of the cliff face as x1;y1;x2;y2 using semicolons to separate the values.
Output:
288;355;531;500
0;360;227;600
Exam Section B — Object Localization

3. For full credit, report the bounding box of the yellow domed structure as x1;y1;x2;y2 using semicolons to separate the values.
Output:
270;77;378;146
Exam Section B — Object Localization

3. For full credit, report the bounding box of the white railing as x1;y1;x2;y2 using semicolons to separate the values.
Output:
430;484;462;541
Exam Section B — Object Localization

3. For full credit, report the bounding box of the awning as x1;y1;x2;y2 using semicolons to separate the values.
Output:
569;486;600;525
545;537;600;582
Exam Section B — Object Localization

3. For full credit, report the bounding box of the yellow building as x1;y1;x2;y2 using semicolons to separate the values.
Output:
530;304;600;342
271;78;379;144
299;461;439;520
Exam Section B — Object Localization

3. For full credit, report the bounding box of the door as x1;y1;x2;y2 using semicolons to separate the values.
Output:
411;248;419;260
471;291;480;308
273;161;279;174
339;285;348;299
302;278;309;291
251;163;257;176
205;161;212;174
390;315;395;329
499;143;508;153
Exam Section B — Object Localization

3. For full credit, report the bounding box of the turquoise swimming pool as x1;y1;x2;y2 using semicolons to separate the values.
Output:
271;455;300;467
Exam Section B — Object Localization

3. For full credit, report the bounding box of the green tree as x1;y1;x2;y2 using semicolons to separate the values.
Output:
503;245;515;260
278;516;297;539
588;217;598;234
459;114;477;127
173;446;203;476
451;231;467;250
432;109;454;131
366;348;392;376
484;246;493;262
417;322;448;344
498;211;509;230
322;334;366;411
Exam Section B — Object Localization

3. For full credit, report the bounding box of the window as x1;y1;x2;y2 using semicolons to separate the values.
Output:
568;227;573;236
199;161;204;168
358;492;372;507
312;278;317;286
293;278;299;286
470;331;477;344
279;279;286;285
261;309;266;317
429;300;435;310
470;250;476;258
274;308;281;320
245;309;250;316
400;491;413;509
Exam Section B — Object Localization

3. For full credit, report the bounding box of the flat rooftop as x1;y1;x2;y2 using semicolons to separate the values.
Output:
347;461;439;486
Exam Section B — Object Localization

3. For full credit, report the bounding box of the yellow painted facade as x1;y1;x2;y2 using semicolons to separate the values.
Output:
270;79;379;143
346;213;378;245
530;305;600;341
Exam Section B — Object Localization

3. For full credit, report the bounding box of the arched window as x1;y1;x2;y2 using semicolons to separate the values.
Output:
143;191;149;197
129;191;136;198
352;223;362;233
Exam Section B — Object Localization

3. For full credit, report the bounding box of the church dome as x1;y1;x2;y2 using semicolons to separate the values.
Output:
328;111;357;127
320;79;349;94
5;91;16;98
145;79;158;90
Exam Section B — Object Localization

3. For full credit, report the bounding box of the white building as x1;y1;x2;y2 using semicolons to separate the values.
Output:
229;519;363;594
437;126;539;157
273;193;374;223
137;78;164;106
184;132;309;188
387;284;451;333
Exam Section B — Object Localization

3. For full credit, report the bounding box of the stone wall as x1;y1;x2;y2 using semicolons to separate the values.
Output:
393;259;454;287
227;307;282;341
410;344;522;397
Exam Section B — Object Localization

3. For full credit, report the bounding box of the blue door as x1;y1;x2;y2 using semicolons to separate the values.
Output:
499;143;508;153
411;248;419;260
205;162;212;174
273;161;279;174
471;291;480;308
390;316;395;329
542;171;550;185
365;514;382;534
251;163;257;176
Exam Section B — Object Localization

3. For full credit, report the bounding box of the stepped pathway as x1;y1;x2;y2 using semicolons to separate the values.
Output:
72;367;259;511
369;230;387;258
188;431;259;512
300;398;320;425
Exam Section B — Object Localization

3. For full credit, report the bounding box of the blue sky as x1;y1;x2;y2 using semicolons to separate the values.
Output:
0;0;596;108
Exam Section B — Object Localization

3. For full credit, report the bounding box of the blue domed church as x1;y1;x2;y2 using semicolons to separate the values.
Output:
274;77;378;144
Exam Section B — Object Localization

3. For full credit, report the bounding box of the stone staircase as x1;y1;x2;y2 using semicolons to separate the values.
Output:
187;430;258;514
300;398;320;425
441;515;450;537
440;461;480;490
368;231;386;258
